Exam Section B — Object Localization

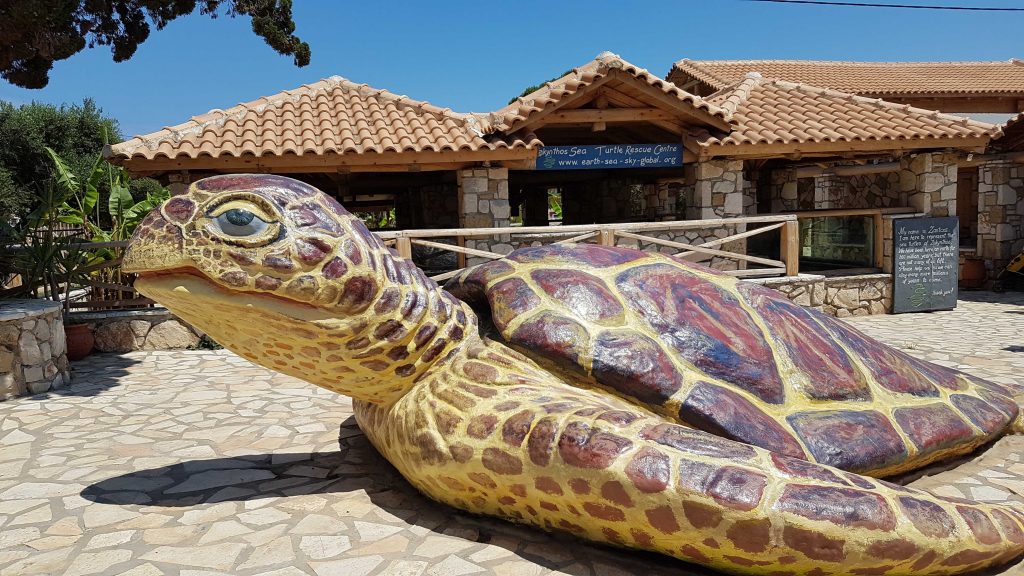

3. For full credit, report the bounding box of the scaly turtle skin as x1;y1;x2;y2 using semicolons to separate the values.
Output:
124;174;1024;576
446;244;1024;478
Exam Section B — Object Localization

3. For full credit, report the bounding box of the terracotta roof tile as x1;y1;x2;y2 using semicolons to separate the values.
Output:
994;113;1024;151
108;76;538;161
696;75;1001;150
670;59;1024;96
484;52;730;132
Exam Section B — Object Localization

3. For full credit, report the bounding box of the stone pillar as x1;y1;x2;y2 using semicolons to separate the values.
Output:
694;159;745;219
458;167;511;265
652;178;690;220
769;168;799;213
693;159;749;270
813;173;846;209
977;160;1024;280
899;153;958;217
0;300;70;400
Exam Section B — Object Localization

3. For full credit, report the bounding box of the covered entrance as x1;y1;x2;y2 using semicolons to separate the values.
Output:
510;166;692;226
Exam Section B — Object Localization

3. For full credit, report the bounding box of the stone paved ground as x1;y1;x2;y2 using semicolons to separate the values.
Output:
1;291;1023;576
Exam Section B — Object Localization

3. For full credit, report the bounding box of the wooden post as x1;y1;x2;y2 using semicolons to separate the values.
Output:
872;212;884;270
780;219;800;276
456;235;466;269
598;229;616;246
396;237;412;259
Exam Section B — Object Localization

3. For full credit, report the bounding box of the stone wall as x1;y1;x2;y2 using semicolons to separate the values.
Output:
766;156;953;216
812;173;846;209
802;169;905;210
846;170;903;208
820;274;893;317
89;311;203;353
977;160;1024;282
770;168;802;213
689;160;753;270
752;274;892;317
0;300;70;399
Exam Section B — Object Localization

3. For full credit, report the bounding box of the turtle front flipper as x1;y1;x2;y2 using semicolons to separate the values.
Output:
354;340;1024;576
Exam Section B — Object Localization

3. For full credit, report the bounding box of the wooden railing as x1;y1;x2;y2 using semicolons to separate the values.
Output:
378;215;801;282
6;214;802;312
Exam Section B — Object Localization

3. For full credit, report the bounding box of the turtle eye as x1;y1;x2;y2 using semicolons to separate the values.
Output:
206;200;279;246
213;208;270;237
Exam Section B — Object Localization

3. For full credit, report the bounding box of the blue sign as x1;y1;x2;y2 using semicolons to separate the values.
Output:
535;144;683;171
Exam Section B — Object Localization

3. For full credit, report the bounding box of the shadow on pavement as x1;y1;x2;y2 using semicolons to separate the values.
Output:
35;352;142;398
82;415;1023;576
83;416;703;576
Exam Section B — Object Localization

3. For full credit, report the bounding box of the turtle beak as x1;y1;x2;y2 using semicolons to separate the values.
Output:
123;207;189;275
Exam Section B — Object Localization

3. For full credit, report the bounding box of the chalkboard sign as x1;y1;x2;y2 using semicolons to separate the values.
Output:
535;144;683;171
893;217;959;314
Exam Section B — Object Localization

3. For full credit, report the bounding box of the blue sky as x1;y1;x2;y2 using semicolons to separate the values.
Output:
2;0;1022;138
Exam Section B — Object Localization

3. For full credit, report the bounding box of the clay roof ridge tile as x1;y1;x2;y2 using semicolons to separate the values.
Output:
669;58;734;88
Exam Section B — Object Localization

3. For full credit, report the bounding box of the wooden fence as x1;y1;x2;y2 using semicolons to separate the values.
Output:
69;241;154;310
378;215;801;282
7;214;808;312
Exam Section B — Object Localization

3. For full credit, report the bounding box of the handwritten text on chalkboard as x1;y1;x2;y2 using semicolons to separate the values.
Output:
893;217;959;314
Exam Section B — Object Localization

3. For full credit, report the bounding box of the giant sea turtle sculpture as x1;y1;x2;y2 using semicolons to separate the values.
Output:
124;174;1024;576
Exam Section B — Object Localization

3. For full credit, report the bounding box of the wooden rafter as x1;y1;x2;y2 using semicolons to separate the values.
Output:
542;108;678;124
508;69;730;136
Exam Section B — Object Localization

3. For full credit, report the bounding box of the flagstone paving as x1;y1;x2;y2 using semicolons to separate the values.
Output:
0;291;1023;576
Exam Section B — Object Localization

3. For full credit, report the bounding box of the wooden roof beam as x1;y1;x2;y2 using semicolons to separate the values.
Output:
542;108;678;124
120;147;537;175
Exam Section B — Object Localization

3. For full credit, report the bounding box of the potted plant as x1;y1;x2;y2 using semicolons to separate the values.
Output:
1;180;96;359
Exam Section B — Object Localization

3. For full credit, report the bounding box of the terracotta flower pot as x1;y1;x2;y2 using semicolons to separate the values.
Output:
65;323;94;361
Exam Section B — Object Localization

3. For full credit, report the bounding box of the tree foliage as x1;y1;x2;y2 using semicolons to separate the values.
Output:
508;69;575;105
0;99;118;223
1;0;311;89
0;98;162;225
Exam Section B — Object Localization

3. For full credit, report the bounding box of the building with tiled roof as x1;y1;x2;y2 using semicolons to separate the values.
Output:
668;59;1024;113
109;75;540;171
694;73;999;156
110;52;1024;296
994;113;1024;152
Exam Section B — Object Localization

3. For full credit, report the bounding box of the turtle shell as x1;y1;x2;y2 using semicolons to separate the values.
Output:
446;244;1021;477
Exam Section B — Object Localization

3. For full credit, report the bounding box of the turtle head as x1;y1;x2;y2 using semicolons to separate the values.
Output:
124;174;467;404
124;174;386;309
